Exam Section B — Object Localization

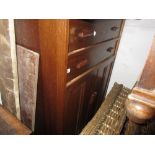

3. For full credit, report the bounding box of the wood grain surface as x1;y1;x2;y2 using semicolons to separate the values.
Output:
15;19;124;134
126;37;155;123
0;106;31;135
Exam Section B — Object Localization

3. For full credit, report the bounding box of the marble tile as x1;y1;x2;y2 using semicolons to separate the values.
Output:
0;19;20;119
17;45;39;130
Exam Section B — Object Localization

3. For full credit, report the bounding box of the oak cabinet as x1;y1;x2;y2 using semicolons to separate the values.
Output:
14;19;124;134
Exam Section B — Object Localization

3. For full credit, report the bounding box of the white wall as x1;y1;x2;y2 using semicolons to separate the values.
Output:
107;19;155;93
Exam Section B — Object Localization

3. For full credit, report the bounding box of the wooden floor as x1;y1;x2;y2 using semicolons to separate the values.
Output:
0;106;31;135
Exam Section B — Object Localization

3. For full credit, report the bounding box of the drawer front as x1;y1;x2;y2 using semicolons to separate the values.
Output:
69;19;122;52
67;39;118;81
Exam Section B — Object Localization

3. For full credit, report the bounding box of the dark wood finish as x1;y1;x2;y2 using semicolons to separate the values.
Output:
85;60;115;120
64;79;87;134
125;37;155;124
15;20;69;134
67;39;118;81
0;106;31;135
66;56;115;87
37;20;69;134
15;20;40;52
69;19;122;51
15;19;124;134
64;56;115;134
15;20;45;133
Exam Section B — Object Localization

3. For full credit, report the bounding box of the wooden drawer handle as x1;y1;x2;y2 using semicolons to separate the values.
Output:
107;47;114;52
86;91;98;119
89;92;97;105
78;30;96;38
111;26;119;31
76;59;88;69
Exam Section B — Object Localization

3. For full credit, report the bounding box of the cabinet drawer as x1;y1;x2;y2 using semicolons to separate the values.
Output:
67;39;118;81
69;19;122;52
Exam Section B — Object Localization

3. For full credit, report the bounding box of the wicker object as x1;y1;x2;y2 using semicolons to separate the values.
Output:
81;83;131;135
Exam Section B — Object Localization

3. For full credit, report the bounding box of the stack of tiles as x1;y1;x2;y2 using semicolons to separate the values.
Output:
0;19;20;119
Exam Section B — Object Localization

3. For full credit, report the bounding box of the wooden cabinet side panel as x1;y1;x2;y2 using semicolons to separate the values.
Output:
36;20;69;134
14;20;44;133
14;19;40;52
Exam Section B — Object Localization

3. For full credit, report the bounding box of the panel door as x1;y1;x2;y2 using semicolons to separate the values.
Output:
64;58;115;134
64;69;98;134
84;61;114;123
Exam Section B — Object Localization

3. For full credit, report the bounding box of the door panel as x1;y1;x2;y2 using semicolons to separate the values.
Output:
64;81;86;134
94;62;114;112
64;58;115;134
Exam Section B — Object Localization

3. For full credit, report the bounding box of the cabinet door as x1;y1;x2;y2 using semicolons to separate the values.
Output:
65;82;86;134
64;58;114;134
64;69;100;134
95;61;114;111
85;61;114;122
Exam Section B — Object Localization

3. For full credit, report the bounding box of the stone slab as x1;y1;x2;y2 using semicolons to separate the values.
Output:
0;19;20;119
17;45;39;130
